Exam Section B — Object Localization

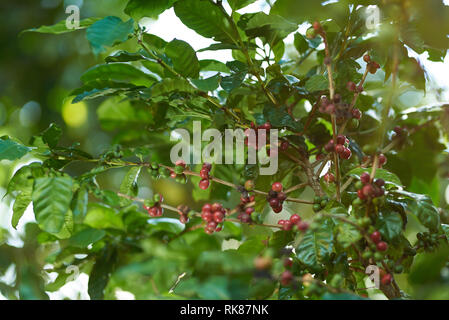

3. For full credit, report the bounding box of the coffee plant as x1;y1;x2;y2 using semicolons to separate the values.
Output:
1;0;449;300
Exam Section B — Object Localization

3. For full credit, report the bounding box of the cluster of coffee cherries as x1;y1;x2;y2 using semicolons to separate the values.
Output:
198;162;212;190
177;204;192;224
318;95;362;123
277;214;309;232
370;230;389;252
148;162;171;179
237;184;257;223
312;196;330;212
170;160;188;184
244;121;272;151
416;232;442;252
324;135;352;160
355;172;385;202
266;182;287;213
280;258;294;286
363;54;381;74
201;203;226;234
346;80;364;94
143;193;164;217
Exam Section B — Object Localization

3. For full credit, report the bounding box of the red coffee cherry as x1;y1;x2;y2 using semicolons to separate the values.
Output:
280;141;290;151
200;168;210;179
370;231;382;244
213;211;224;223
272;182;283;192
282;221;293;231
376;241;388;252
324;172;335;183
290;214;301;224
211;203;221;212
362;184;374;197
336;135;346;145
357;189;365;200
340;147;352;160
283;258;293;268
278;219;286;225
269;198;280;208
297;221;309;231
347;81;357;92
312;21;322;32
360;172;371;185
378;153;387;166
202;203;212;212
324;140;335;153
363;54;371;63
199;179;210;190
277;192;287;202
273;205;283;213
352;108;362;120
201;210;213;222
381;273;392;285
202;162;212;171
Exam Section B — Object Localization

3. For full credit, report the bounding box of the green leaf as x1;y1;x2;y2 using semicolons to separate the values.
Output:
335;218;362;248
376;211;403;241
263;105;303;132
21;17;101;35
147;218;185;234
84;203;125;230
124;0;176;20
32;177;73;233
294;32;308;54
191;74;220;92
88;246;118;300
97;97;153;131
42;123;62;149
228;0;257;10
12;190;32;229
199;59;230;73
151;78;196;97
220;61;248;93
0;137;31;161
53;210;74;239
304;75;329;92
119;166;141;206
105;50;147;63
81;63;156;87
393;190;440;231
68;228;106;248
174;0;238;43
86;16;134;55
72;187;88;223
346;168;402;188
296;217;334;270
165;39;200;78
442;224;449;241
70;80;139;103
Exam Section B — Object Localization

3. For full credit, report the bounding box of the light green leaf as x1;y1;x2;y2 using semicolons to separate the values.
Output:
84;203;125;230
165;39;200;78
12;190;32;229
68;228;106;248
71;80;139;103
86;16;134;55
21;17;101;35
228;0;257;10
151;78;196;97
147;217;185;234
81;63;156;87
119;166;141;206
199;59;230;73
191;74;220;92
32;177;73;233
0;137;31;161
124;0;176;20
174;0;238;43
305;75;329;92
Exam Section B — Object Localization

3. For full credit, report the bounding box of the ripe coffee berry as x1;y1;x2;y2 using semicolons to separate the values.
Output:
360;172;371;184
269;198;280;208
370;231;382;243
277;192;287;202
213;211;224;223
381;273;392;285
272;182;283;192
280;140;290;151
336;135;346;145
312;21;322;32
376;241;388;252
323;172;335;183
335;144;345;154
352;108;362;120
340;147;352;160
347;81;357;92
200;168;209;179
362;184;374;197
199;179;210;190
378;153;387;166
282;221;293;231
280;270;293;286
363;54;371;63
283;258;293;268
375;179;385;187
290;214;301;224
324;140;335;153
297;221;309;231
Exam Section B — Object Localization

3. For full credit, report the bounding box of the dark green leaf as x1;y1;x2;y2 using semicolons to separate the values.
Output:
124;0;176;20
0;137;31;161
86;16;134;55
165;39;200;78
21;17;101;35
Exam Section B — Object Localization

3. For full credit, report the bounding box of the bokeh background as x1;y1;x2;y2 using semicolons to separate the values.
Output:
0;0;448;299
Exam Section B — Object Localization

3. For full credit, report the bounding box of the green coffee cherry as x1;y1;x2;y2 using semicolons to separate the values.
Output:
174;165;184;174
362;250;373;260
355;181;363;190
151;162;159;170
313;204;321;212
153;193;161;203
352;198;362;207
144;199;155;207
394;265;404;274
314;196;321;204
374;252;384;261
